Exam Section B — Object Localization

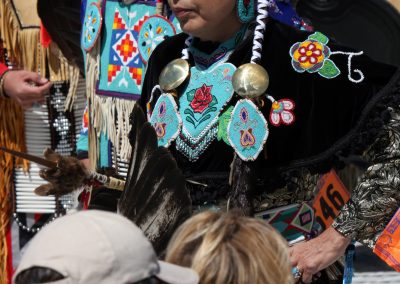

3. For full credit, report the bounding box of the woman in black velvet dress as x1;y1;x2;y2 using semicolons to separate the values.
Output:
122;0;400;282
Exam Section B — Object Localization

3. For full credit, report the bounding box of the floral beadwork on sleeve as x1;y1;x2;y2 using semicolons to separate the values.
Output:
290;32;365;83
333;107;400;248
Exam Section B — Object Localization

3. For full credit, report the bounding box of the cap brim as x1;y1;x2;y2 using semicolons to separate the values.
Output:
156;261;199;284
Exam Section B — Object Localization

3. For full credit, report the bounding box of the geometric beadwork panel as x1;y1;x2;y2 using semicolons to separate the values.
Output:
47;82;77;156
97;1;157;99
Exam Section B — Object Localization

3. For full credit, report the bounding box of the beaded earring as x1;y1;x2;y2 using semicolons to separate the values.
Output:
237;0;257;23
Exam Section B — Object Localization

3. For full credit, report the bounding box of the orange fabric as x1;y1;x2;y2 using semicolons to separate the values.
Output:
374;208;400;272
40;22;52;48
313;170;350;230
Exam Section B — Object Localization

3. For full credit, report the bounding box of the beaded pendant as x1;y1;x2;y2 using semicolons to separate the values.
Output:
149;93;182;148
176;62;237;161
81;2;103;51
227;99;269;161
138;15;176;64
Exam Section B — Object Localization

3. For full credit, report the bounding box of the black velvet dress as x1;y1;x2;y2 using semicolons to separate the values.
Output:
134;18;400;281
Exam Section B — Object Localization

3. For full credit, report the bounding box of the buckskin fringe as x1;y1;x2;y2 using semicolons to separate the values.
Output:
0;0;71;81
0;1;78;281
92;95;135;162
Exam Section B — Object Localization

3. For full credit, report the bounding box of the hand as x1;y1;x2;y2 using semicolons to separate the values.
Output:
2;70;52;109
289;226;351;283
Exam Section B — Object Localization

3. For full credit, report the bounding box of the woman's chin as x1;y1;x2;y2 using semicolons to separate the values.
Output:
179;21;206;38
180;23;196;35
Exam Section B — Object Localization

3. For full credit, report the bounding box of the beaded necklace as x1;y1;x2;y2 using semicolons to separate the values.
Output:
148;0;285;162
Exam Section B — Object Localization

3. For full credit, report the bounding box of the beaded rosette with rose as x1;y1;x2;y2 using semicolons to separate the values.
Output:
175;63;236;161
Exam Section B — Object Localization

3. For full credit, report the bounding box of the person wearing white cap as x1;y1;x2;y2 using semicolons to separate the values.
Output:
12;210;199;284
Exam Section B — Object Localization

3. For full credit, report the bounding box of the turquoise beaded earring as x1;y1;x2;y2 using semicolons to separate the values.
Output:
237;0;256;23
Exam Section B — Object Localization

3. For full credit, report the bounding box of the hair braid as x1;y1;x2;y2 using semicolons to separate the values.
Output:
251;0;271;64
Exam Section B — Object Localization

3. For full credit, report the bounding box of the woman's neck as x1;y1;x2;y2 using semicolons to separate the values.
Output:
190;25;248;68
197;22;243;43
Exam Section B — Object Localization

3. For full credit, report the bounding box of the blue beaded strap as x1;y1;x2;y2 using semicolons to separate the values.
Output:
343;241;356;284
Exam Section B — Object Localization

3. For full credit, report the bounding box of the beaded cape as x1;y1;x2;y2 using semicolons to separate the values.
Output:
140;19;399;178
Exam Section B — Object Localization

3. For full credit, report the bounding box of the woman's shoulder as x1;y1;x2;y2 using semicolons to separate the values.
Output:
256;19;400;171
265;18;398;86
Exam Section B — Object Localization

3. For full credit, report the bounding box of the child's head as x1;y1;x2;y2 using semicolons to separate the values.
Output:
168;0;242;42
165;210;293;284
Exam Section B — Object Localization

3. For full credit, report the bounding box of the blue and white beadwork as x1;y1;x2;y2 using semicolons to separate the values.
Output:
138;15;176;64
176;63;237;161
227;99;269;161
150;93;182;148
81;2;103;52
237;0;256;23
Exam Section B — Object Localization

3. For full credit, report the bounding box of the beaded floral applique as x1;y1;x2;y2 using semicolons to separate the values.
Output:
268;97;295;126
290;32;365;83
290;32;340;79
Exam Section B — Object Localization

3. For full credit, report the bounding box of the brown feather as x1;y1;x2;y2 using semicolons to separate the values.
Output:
35;148;88;196
119;106;191;254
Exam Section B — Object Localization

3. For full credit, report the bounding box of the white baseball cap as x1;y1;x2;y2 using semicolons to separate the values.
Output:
13;210;198;284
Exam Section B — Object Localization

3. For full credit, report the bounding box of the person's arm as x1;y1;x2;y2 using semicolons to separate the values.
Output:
0;65;52;109
290;226;350;283
290;96;400;282
332;108;400;247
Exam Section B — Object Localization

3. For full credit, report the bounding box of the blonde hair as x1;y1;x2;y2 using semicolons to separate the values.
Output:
165;211;293;284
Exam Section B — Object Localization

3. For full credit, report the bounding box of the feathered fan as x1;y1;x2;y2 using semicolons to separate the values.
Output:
118;105;192;254
229;155;257;216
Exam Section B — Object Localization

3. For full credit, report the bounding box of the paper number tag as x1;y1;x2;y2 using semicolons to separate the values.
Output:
313;170;350;230
374;208;400;272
